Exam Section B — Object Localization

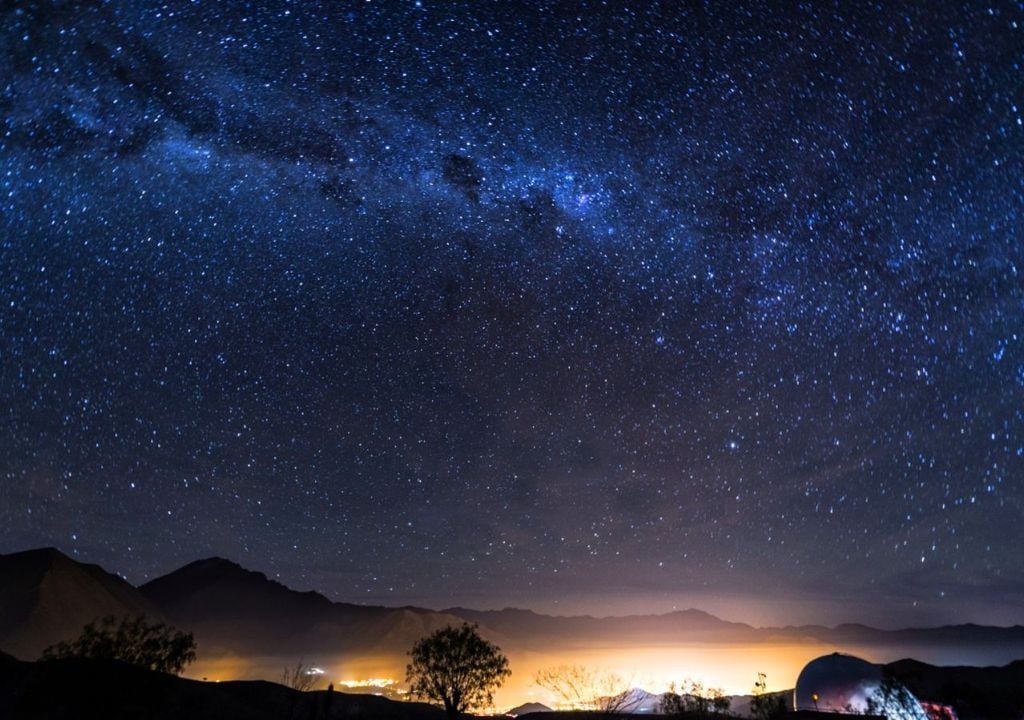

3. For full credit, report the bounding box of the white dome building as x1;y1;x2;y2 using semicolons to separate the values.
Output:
793;653;929;719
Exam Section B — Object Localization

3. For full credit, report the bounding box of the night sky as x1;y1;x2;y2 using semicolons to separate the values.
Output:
2;1;1022;628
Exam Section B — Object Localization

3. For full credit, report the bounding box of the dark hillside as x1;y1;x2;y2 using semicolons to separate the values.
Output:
0;653;448;720
0;547;163;659
887;657;1024;720
140;557;481;655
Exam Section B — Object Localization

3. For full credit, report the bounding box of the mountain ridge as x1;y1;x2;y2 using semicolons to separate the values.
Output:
138;551;479;656
0;547;164;660
4;546;1024;662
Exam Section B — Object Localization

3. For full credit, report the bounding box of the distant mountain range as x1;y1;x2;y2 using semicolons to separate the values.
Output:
140;556;472;656
3;546;1024;663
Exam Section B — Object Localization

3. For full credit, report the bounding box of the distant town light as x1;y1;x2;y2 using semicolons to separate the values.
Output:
338;678;397;688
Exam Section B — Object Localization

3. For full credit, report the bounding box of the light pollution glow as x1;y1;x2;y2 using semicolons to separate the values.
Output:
337;678;398;689
183;639;1023;711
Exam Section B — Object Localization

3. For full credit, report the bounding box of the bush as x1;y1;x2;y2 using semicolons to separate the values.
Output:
661;679;730;717
41;615;197;675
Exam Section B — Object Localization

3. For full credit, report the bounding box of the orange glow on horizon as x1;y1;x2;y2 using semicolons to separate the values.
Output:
183;638;1010;712
184;642;838;710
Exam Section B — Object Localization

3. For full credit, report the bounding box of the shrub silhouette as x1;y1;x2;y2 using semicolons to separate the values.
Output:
41;614;196;675
661;679;730;717
750;672;787;720
281;660;320;691
534;664;633;713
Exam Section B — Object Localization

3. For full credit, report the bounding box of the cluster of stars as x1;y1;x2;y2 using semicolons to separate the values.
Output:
1;1;1022;626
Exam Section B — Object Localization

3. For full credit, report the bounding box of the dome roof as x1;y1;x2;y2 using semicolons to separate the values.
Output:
793;653;928;719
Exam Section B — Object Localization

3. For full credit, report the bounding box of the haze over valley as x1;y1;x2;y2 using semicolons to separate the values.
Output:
3;547;1022;710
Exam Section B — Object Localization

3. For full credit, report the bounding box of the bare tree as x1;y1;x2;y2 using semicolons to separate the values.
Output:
281;660;321;692
750;672;787;720
865;670;924;720
535;664;633;713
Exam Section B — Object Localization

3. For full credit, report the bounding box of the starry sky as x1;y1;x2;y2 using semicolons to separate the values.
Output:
1;0;1022;628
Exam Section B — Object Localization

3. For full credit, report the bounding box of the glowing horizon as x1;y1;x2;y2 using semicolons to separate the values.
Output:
183;636;1022;712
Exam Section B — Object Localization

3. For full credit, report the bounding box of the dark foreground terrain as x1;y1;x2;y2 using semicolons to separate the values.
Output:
888;657;1024;720
0;652;446;720
4;649;1024;720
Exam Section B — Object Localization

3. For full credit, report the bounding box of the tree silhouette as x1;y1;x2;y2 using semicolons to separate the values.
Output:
41;615;196;674
661;679;730;717
406;623;510;719
865;670;924;720
750;672;787;720
534;664;633;713
281;660;320;691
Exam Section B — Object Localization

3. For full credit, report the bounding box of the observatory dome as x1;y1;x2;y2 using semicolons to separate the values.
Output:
793;653;928;719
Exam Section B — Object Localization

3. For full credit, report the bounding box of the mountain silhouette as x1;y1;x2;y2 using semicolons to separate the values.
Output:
3;547;1024;665
0;547;163;659
139;556;478;656
444;606;757;644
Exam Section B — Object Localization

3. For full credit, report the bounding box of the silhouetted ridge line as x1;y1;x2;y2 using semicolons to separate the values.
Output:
0;547;163;660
